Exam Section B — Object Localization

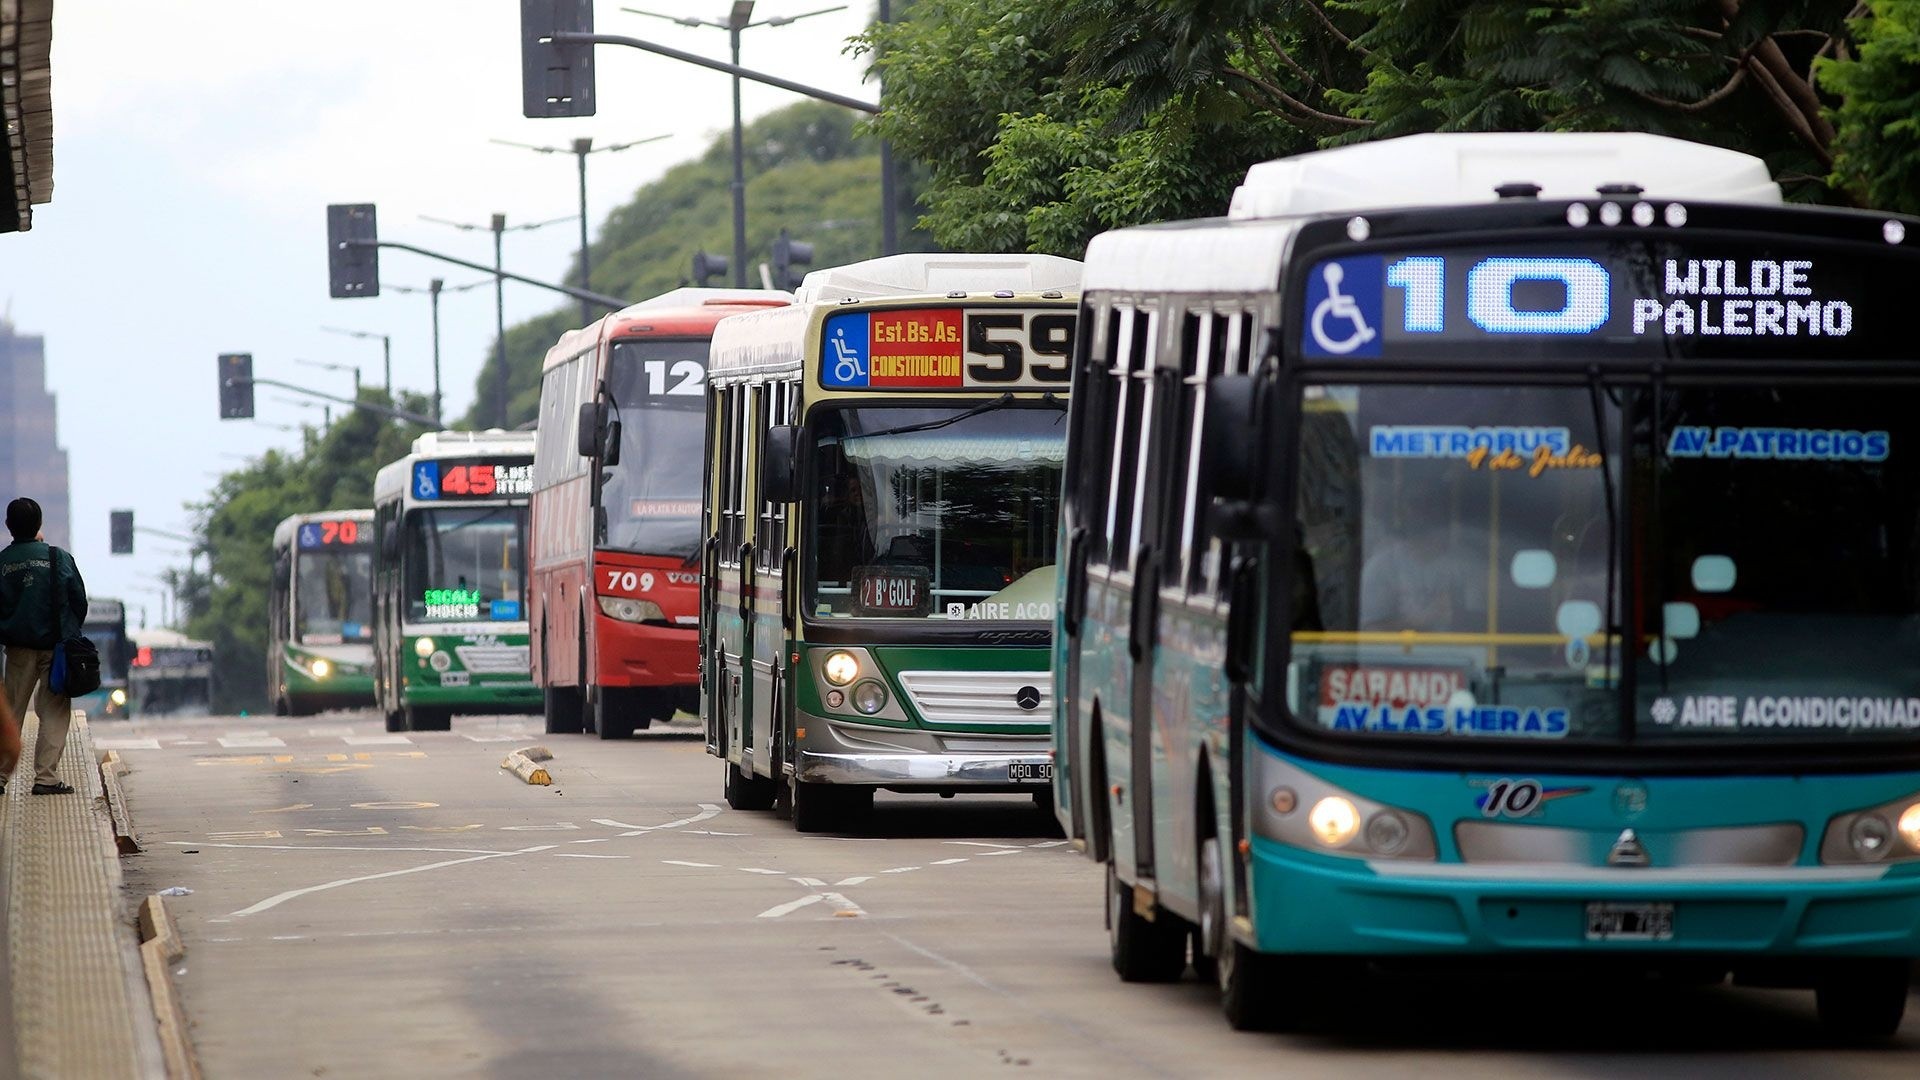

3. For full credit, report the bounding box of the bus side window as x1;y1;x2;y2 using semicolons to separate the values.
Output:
1194;313;1253;598
1067;304;1118;562
1161;310;1209;585
753;383;774;571
1108;308;1157;570
717;385;740;565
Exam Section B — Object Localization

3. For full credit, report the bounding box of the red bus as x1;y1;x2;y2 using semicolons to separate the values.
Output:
530;288;789;737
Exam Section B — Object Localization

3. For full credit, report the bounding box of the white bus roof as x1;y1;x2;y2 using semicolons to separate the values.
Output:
1227;132;1781;220
1086;132;1784;294
131;627;211;650
794;253;1083;304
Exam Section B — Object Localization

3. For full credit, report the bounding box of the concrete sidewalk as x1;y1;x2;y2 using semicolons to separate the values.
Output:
1;710;165;1079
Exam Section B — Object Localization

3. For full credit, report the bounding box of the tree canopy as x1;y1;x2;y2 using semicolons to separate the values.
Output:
861;1;1917;256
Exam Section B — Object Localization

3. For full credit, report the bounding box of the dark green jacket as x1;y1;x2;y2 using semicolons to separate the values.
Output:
0;540;88;649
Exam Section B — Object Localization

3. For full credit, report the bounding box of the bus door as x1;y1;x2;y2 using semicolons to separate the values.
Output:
709;382;757;767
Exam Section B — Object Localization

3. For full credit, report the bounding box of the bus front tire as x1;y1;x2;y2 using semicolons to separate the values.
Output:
1107;863;1187;983
790;777;870;834
1815;958;1910;1041
405;706;450;732
724;761;777;811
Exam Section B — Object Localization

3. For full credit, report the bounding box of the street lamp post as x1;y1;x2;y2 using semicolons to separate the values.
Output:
430;277;444;424
490;133;670;324
320;326;392;394
623;4;847;288
421;213;574;427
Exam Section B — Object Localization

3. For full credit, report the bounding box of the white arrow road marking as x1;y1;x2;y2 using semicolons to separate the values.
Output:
758;894;825;919
790;877;827;888
982;850;1021;856
1029;841;1070;848
833;876;873;886
591;804;723;836
661;860;718;868
943;841;1022;849
551;853;628;860
738;867;784;875
880;866;920;874
931;858;969;865
230;845;560;917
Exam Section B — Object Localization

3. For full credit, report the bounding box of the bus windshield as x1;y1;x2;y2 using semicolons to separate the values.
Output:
1635;385;1920;742
1292;384;1620;743
82;621;129;682
809;404;1066;622
297;548;373;643
602;339;707;559
404;505;527;624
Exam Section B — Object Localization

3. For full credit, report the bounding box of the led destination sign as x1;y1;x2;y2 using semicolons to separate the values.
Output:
1296;237;1910;361
411;459;534;501
296;518;369;549
821;307;1076;390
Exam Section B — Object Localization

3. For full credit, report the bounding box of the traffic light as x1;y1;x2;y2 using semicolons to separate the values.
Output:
772;229;815;290
327;203;380;299
218;353;255;419
692;250;730;288
520;0;596;118
109;511;133;556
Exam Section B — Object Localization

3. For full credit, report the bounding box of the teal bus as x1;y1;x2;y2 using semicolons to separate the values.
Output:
703;254;1082;831
1054;132;1920;1038
269;510;376;715
372;431;541;731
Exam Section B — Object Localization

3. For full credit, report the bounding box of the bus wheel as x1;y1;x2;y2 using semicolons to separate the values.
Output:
724;761;777;811
1815;958;1910;1041
384;709;405;733
592;687;641;740
405;706;451;732
1107;863;1186;983
790;777;869;833
543;685;584;735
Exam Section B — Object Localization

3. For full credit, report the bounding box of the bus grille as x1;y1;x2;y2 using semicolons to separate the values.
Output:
454;645;531;675
895;670;1052;727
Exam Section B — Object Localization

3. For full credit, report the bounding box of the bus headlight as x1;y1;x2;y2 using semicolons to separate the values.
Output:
599;596;665;624
822;651;860;686
1253;752;1436;860
1308;797;1360;848
1821;791;1920;863
310;658;332;680
110;688;127;706
414;637;436;659
851;680;888;716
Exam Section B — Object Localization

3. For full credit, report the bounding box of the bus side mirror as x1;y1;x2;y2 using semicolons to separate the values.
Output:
576;401;606;458
1205;374;1260;500
762;425;798;503
601;420;622;468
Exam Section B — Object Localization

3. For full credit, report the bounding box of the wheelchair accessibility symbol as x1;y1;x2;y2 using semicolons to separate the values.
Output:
413;461;441;500
821;313;871;387
1302;257;1383;358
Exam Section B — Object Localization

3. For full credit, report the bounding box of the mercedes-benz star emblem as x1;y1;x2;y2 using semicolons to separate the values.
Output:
1015;686;1042;711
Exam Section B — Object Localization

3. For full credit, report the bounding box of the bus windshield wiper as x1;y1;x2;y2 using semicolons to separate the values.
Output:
845;392;1020;441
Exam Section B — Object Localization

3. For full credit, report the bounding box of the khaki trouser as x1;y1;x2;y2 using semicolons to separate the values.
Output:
3;646;72;786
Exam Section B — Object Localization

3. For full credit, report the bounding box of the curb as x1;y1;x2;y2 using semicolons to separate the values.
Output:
138;895;200;1080
97;750;141;855
502;748;553;786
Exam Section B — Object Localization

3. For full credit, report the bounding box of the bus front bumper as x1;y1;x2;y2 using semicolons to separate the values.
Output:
796;749;1052;790
1247;836;1920;957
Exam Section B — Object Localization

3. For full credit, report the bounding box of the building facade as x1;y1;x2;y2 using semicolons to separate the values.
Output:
0;319;69;546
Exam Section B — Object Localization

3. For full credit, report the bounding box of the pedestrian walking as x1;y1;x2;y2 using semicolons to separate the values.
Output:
0;498;89;795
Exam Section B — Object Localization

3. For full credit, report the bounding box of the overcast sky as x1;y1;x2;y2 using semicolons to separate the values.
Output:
2;1;880;625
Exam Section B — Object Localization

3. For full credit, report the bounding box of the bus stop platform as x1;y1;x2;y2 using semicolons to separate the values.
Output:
1;710;166;1079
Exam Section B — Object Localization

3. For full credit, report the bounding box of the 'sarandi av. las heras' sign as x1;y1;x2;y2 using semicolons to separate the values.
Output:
1296;237;1907;361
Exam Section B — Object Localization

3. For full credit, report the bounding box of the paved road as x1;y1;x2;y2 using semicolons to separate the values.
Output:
104;713;1918;1078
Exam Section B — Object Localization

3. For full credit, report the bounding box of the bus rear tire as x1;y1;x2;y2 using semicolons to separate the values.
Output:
543;685;584;735
592;687;641;740
1107;863;1187;983
405;706;450;732
1815;958;1910;1041
724;761;777;811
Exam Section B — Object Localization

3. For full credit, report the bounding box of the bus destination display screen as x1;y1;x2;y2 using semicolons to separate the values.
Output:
411;459;534;501
296;518;370;550
1295;237;1910;362
820;307;1074;390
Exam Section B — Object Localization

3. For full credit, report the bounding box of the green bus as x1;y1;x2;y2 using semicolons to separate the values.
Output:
703;253;1082;831
372;431;541;731
269;510;376;715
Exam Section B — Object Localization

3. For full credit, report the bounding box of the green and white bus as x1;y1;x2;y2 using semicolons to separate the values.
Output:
373;431;540;731
1056;132;1920;1037
704;254;1082;831
269;510;376;716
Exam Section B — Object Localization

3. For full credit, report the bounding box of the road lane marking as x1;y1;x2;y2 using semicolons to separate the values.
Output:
252;804;318;814
218;736;287;749
551;853;628;859
982;850;1020;856
567;838;612;844
835;876;873;886
306;725;354;736
171;842;505;855
591;804;723;836
343;734;413;746
758;894;825;918
94;737;161;750
791;876;827;887
880;867;920;874
943;841;1022;849
739;868;784;875
1029;841;1069;848
662;860;718;868
822;892;865;918
931;858;968;865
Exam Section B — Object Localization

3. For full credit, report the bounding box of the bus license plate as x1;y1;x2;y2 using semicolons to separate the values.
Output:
441;671;471;687
1008;761;1052;784
1585;902;1673;941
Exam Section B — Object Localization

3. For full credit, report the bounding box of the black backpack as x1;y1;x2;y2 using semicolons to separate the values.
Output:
46;548;101;698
